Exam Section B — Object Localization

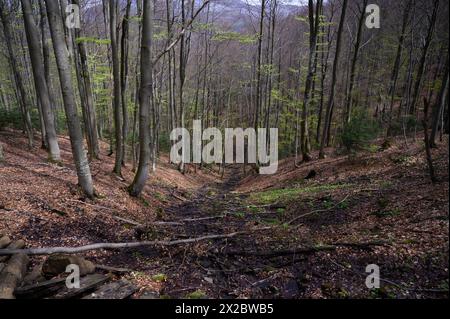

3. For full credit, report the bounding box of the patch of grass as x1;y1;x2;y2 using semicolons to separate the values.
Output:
234;211;245;218
249;183;351;205
152;273;167;282
186;290;207;299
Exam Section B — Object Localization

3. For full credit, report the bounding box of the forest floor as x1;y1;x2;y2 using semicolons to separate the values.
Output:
0;128;448;299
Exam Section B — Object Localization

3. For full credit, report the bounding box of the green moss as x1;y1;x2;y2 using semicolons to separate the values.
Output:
249;183;351;205
152;273;167;282
186;290;207;299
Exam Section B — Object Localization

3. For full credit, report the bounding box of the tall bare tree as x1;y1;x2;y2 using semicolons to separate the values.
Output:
319;0;348;159
45;0;94;198
110;0;123;175
21;0;61;162
129;0;154;197
344;0;368;124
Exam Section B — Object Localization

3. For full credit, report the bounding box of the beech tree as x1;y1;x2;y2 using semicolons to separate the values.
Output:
45;0;94;198
129;0;154;197
110;0;124;176
21;0;61;162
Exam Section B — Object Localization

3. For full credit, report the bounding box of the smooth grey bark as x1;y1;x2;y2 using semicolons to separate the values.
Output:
21;0;61;162
45;0;94;198
72;0;100;160
319;0;348;159
132;0;143;172
120;0;132;165
39;0;58;127
129;0;154;197
110;0;123;175
301;0;322;162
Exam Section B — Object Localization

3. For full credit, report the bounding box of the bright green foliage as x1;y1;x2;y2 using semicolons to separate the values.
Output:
250;183;351;205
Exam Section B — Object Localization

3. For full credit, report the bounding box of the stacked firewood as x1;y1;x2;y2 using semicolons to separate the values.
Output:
0;230;137;299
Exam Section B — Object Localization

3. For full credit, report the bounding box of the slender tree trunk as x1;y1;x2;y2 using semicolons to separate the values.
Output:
319;0;348;159
409;0;439;115
129;0;154;197
386;0;412;136
39;1;58;133
120;0;132;165
45;0;94;198
71;0;100;160
21;0;61;162
430;55;449;146
316;3;334;143
344;0;367;123
255;0;266;132
110;0;123;175
422;98;437;183
301;0;322;162
132;0;143;172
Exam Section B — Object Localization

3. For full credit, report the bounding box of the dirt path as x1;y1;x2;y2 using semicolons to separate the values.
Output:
125;165;304;299
119;158;448;299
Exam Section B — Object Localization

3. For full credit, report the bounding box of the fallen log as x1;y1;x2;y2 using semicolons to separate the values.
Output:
0;253;29;299
0;236;11;248
0;228;271;256
82;280;137;299
0;240;25;263
14;277;66;299
51;273;111;299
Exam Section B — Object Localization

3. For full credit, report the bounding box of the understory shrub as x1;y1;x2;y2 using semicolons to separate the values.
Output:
340;111;380;154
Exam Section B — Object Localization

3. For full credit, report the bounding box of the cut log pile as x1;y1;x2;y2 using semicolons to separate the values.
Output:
0;231;138;299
